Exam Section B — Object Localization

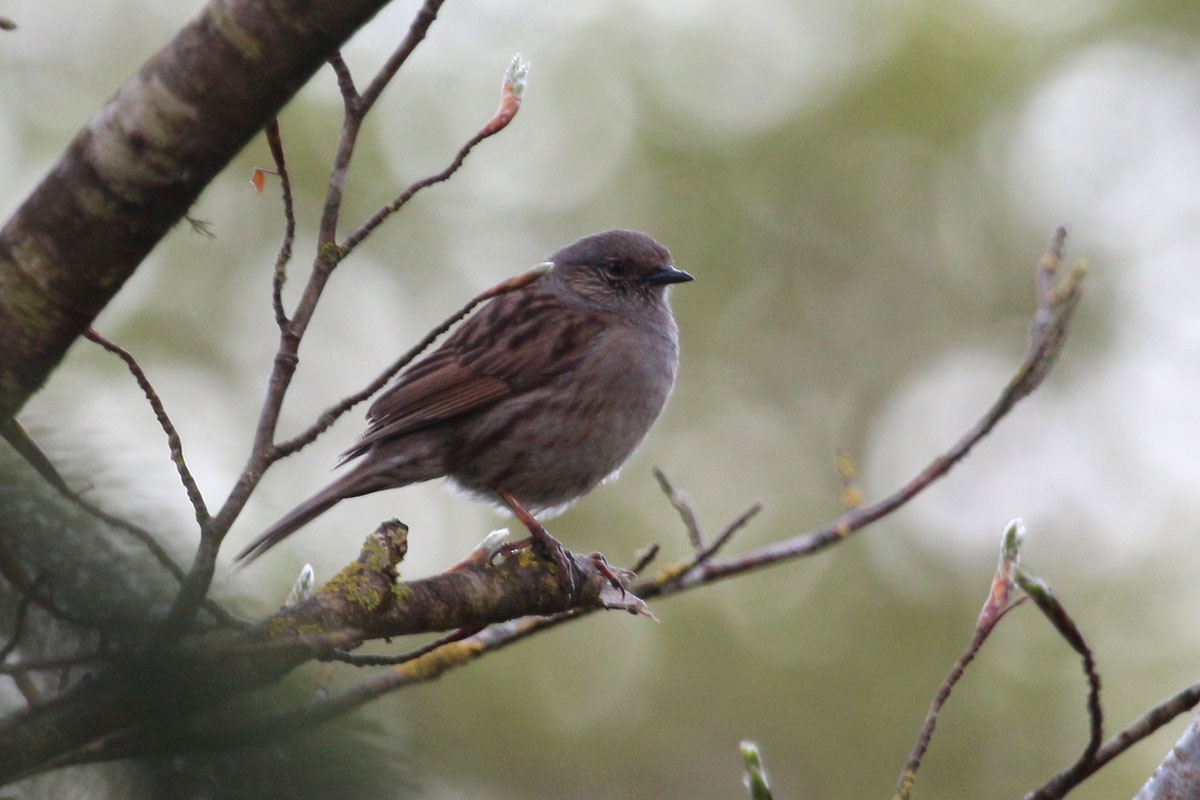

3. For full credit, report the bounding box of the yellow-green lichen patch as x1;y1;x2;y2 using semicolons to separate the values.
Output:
359;535;397;574
391;580;414;604
395;637;488;681
263;615;326;642
516;548;542;571
322;562;386;611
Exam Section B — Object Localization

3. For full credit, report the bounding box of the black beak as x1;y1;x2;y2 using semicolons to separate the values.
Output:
643;264;694;286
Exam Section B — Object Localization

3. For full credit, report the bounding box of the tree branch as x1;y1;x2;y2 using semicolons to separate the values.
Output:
0;0;402;420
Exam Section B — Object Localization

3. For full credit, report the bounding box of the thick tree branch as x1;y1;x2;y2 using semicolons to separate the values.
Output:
0;521;629;779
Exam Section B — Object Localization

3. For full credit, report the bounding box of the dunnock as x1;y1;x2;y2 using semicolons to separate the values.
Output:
236;230;692;585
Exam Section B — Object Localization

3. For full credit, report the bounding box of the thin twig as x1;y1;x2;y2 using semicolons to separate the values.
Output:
1024;682;1200;800
358;0;445;114
653;467;704;550
702;505;762;564
328;52;357;105
340;53;529;257
323;626;478;667
895;600;1026;800
663;502;763;585
0;418;73;495
84;328;209;525
263;117;296;328
896;521;1027;800
630;544;660;576
1016;568;1107;799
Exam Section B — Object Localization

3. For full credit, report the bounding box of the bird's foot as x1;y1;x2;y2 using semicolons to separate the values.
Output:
586;552;626;595
496;486;582;598
528;524;580;599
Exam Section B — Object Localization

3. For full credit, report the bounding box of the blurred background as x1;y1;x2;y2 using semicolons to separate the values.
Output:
3;0;1200;797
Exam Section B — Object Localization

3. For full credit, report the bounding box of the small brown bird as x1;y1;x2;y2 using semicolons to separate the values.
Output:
236;230;692;579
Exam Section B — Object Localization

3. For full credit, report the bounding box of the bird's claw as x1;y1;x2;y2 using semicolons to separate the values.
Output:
587;552;627;596
530;527;580;599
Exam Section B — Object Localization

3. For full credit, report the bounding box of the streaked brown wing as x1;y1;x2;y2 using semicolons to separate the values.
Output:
343;291;607;458
355;349;510;445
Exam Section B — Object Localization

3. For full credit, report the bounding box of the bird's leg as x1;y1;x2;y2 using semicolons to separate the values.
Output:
496;487;579;597
496;488;625;597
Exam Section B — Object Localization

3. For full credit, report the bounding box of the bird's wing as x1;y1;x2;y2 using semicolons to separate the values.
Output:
342;293;607;459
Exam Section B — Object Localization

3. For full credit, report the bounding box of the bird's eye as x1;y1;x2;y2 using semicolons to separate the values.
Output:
603;259;629;277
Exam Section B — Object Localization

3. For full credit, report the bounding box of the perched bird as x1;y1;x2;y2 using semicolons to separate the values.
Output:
236;229;692;583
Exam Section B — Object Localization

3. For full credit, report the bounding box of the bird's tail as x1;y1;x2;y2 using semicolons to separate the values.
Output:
235;468;368;565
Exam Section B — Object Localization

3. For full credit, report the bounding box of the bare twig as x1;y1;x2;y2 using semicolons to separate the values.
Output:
1016;564;1108;800
653;467;704;549
894;520;1117;800
183;216;215;238
317;51;362;249
684;503;762;577
84;328;209;525
1017;568;1104;767
895;520;1027;800
83;326;244;626
1025;684;1200;800
315;0;448;252
261;117;296;328
357;0;444;113
0;418;73;495
630;544;660;575
324;626;478;667
896;601;1026;800
341;53;529;256
328;53;358;105
649;468;761;584
257;3;454;468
